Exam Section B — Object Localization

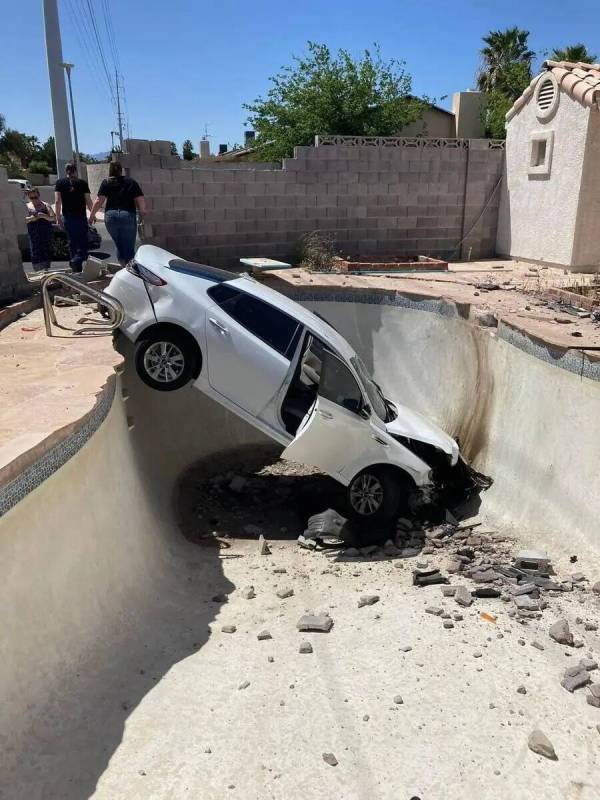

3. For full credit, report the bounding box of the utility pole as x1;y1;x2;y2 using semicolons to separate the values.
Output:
61;63;80;174
43;0;73;177
115;70;124;151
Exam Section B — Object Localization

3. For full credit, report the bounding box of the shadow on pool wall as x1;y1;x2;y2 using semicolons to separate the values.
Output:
0;347;271;799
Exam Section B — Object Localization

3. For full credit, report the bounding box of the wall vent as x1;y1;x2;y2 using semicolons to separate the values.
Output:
534;74;559;120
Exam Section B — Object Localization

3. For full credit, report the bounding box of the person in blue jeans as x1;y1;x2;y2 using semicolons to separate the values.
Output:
89;161;146;266
54;163;93;272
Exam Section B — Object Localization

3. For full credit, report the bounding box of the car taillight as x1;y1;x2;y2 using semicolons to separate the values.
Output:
126;259;167;286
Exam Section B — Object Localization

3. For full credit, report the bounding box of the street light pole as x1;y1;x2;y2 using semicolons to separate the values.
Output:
61;62;80;174
43;0;73;177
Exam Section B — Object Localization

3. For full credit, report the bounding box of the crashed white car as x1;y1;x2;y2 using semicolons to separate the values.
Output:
107;245;467;521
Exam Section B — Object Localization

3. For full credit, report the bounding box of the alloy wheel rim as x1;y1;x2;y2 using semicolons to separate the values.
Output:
144;341;185;383
350;473;384;515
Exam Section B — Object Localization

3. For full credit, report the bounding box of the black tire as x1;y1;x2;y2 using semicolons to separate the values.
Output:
346;466;405;522
134;329;201;392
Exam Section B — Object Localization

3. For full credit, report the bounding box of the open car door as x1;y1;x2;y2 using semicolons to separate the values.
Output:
281;349;386;482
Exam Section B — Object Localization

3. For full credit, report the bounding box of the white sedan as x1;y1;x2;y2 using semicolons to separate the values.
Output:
107;245;466;521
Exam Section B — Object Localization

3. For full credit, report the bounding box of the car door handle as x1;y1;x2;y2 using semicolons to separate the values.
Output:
209;318;229;335
371;434;389;446
319;410;333;420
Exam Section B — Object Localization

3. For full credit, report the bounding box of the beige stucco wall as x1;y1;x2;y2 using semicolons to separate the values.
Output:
496;91;590;266
572;110;600;269
452;91;486;139
401;108;455;137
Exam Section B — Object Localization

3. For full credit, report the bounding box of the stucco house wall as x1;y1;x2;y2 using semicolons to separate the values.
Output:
401;108;455;137
573;109;600;268
496;90;590;266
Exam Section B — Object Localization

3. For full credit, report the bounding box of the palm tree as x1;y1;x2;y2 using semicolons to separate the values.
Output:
477;27;535;94
549;44;597;64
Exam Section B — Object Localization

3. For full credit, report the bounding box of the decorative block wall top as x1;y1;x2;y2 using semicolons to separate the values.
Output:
315;135;505;150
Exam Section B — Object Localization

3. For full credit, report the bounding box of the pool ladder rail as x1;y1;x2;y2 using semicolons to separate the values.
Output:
41;272;124;337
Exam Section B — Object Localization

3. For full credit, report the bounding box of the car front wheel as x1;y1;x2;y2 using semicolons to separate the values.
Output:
346;467;403;521
135;329;201;391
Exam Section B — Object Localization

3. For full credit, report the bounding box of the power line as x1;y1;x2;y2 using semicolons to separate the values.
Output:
81;0;115;99
64;0;112;104
100;0;120;74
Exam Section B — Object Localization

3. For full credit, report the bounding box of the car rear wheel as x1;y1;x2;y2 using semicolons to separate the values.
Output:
135;329;201;391
346;467;403;522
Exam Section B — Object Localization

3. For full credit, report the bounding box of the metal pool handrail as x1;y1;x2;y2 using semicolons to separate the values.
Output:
41;272;124;337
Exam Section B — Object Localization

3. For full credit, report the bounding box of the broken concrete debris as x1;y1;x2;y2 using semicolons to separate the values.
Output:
241;586;256;600
561;665;591;693
441;586;457;597
473;587;501;598
549;619;574;646
425;607;444;616
413;568;448;587
358;595;380;608
587;684;600;708
393;695;404;704
514;595;540;611
257;631;272;641
322;753;338;767
528;730;557;761
443;620;454;629
299;641;313;654
515;550;551;572
276;588;294;599
221;625;237;634
297;614;334;633
592;581;600;595
302;509;350;549
238;681;250;690
454;586;473;607
257;535;271;556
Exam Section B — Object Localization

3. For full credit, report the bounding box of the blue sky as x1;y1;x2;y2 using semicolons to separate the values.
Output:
0;0;596;155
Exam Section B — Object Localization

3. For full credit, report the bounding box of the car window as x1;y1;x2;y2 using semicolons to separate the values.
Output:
318;351;364;415
207;284;300;357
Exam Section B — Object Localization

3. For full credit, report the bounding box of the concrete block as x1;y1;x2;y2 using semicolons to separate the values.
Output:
125;139;151;155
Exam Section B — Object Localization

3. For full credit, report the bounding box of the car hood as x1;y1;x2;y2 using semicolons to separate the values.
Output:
385;401;459;464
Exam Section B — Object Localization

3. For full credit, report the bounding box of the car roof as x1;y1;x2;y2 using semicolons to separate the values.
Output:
135;244;356;360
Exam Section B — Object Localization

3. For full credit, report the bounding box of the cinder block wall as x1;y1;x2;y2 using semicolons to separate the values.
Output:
118;138;504;268
0;168;30;303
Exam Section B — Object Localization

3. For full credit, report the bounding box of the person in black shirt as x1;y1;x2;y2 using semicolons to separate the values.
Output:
89;161;146;266
54;162;93;272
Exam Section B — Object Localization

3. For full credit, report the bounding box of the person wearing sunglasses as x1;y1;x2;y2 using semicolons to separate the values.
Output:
25;188;56;272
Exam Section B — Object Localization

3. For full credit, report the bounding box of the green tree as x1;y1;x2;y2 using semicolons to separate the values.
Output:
170;141;179;156
477;27;534;94
0;129;39;167
37;136;56;172
549;44;597;64
244;42;426;161
483;62;532;139
28;159;52;176
182;139;196;160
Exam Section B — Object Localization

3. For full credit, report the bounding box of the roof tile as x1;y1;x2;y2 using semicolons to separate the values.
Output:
506;61;600;122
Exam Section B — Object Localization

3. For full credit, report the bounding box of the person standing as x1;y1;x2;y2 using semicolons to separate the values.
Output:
25;188;55;272
54;163;93;273
89;162;146;266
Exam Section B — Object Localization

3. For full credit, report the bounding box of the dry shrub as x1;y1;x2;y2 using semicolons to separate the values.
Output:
295;231;338;272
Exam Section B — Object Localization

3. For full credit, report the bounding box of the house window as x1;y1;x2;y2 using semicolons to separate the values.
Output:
528;131;554;178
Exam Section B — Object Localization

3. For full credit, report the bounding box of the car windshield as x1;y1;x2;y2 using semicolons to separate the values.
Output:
350;356;390;422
